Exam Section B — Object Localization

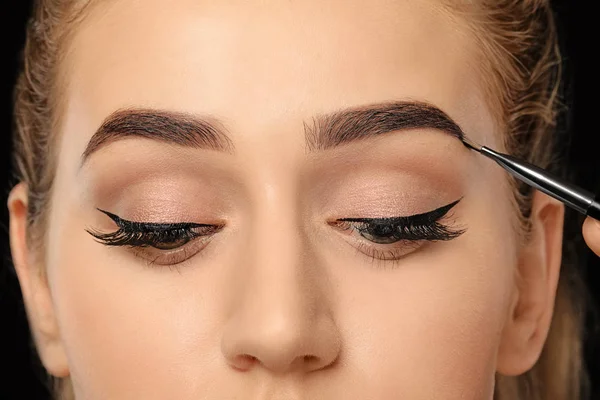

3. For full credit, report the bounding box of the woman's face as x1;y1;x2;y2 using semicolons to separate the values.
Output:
17;0;560;398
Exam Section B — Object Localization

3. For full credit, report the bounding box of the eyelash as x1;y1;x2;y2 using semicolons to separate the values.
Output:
329;199;465;267
86;199;465;267
86;209;223;266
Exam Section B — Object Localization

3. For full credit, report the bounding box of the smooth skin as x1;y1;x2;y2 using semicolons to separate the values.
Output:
6;0;590;399
583;217;600;257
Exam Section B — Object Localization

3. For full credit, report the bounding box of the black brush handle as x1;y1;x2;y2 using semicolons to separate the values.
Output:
588;198;600;221
480;146;598;218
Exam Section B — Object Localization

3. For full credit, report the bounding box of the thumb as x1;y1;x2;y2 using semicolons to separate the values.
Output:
582;216;600;257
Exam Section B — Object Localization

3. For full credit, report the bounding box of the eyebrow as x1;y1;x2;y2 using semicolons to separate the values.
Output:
304;101;464;151
80;108;234;164
80;101;465;165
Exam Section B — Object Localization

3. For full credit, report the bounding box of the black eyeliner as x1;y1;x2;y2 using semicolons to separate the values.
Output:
334;198;466;244
86;209;220;248
338;198;462;225
96;208;212;231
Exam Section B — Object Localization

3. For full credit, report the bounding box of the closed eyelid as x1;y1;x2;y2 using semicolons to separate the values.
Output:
336;197;463;224
96;208;215;230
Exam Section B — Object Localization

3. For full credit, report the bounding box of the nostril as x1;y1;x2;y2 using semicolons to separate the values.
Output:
303;355;318;363
302;354;327;370
231;354;258;371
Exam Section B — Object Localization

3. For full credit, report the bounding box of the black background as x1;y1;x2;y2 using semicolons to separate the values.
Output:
0;1;598;399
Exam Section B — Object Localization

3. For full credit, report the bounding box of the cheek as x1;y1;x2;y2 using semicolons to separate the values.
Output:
44;211;222;398
332;201;517;397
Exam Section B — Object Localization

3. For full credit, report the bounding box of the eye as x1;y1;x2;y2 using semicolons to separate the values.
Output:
329;198;466;263
86;209;224;266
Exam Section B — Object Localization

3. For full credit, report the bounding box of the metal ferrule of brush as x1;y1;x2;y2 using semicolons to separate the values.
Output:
480;146;594;215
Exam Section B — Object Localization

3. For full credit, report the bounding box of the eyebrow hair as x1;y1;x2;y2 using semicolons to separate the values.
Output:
80;101;464;165
304;100;464;152
80;108;234;164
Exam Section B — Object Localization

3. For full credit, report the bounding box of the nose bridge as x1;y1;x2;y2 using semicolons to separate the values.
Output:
254;179;301;270
220;177;341;374
245;185;311;320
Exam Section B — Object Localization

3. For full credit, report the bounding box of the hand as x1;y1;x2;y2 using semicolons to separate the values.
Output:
583;216;600;257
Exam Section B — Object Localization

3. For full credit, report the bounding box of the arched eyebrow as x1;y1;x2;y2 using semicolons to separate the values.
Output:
80;100;465;166
79;108;235;166
303;100;464;152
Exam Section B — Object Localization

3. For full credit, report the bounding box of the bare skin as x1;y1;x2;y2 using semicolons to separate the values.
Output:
583;217;600;256
8;0;572;399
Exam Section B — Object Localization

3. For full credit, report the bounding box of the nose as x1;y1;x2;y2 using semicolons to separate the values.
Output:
220;208;341;375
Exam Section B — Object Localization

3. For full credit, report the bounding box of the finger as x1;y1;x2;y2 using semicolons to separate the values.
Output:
582;216;600;257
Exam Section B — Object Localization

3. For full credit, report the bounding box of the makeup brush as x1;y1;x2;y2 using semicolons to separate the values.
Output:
462;136;600;220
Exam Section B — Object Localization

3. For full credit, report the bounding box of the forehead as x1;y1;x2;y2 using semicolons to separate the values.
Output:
63;0;494;142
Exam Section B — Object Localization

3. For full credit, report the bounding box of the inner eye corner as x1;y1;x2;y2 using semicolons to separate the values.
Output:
326;219;353;230
324;218;342;226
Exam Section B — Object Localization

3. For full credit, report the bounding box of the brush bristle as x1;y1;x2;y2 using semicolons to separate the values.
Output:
462;136;481;152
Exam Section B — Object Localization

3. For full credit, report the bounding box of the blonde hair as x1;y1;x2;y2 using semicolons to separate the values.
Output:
11;1;587;399
440;1;588;398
